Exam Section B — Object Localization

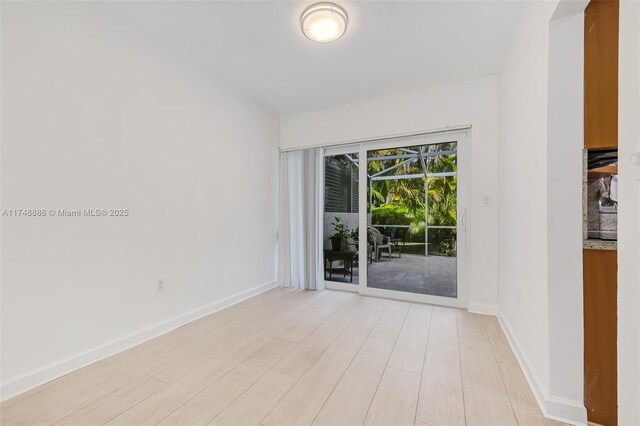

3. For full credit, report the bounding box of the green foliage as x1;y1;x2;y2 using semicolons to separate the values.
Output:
330;217;350;240
368;143;458;256
349;227;373;242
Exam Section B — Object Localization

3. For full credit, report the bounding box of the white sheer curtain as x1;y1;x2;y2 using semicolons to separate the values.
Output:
278;148;325;290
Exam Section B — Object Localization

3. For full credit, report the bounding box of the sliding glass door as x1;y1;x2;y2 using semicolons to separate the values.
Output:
366;141;459;297
323;131;468;306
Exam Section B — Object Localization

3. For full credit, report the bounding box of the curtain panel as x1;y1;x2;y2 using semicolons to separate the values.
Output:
278;148;324;290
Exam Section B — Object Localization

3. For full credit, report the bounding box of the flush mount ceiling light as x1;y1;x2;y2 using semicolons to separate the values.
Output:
301;3;348;43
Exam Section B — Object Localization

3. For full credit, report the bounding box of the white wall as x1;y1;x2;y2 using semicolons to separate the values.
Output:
617;1;640;424
546;8;587;418
499;0;555;409
499;1;588;423
0;2;279;399
281;76;501;312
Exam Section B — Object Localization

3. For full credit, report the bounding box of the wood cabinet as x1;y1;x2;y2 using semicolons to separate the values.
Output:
583;2;619;422
583;249;618;426
584;0;619;150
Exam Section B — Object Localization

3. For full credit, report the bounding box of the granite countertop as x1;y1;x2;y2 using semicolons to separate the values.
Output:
583;239;617;250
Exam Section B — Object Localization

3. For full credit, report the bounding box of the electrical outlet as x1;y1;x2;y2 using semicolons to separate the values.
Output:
156;278;165;292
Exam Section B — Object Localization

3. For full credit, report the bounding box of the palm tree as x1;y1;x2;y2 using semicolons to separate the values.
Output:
368;143;457;255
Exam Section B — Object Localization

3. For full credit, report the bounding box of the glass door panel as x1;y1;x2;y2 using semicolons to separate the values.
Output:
366;141;458;298
323;151;360;288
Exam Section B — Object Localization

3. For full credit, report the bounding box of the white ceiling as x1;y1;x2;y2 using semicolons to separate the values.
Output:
103;1;524;116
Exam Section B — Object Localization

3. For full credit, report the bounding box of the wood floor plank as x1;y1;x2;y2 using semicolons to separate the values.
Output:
482;315;518;365
155;288;302;351
106;292;325;426
160;287;296;345
498;362;564;426
273;296;366;378
278;291;352;343
363;367;421;426
456;310;489;341
105;336;281;426
368;300;410;342
262;298;388;426
458;337;517;426
0;331;194;424
152;289;327;384
1;290;553;426
108;288;295;381
156;338;295;426
312;337;395;426
210;370;298;426
387;304;432;374
52;375;166;426
416;312;465;426
0;372;141;425
428;307;458;341
149;290;318;383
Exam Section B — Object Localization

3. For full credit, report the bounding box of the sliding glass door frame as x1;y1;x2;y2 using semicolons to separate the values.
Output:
358;130;469;308
323;129;470;308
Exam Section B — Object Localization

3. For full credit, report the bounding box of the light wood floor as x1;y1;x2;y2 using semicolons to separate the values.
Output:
1;288;565;426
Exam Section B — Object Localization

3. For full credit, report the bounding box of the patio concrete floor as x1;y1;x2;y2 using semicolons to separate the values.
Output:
326;253;457;298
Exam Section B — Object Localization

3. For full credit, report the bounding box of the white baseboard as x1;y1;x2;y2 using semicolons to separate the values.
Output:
497;311;588;426
545;396;589;425
0;280;277;402
467;302;499;316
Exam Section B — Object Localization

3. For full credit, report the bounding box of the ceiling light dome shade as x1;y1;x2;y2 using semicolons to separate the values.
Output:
301;3;348;43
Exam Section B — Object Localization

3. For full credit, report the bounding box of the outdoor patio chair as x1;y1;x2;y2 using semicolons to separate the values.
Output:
390;228;406;258
346;237;373;264
368;227;392;261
